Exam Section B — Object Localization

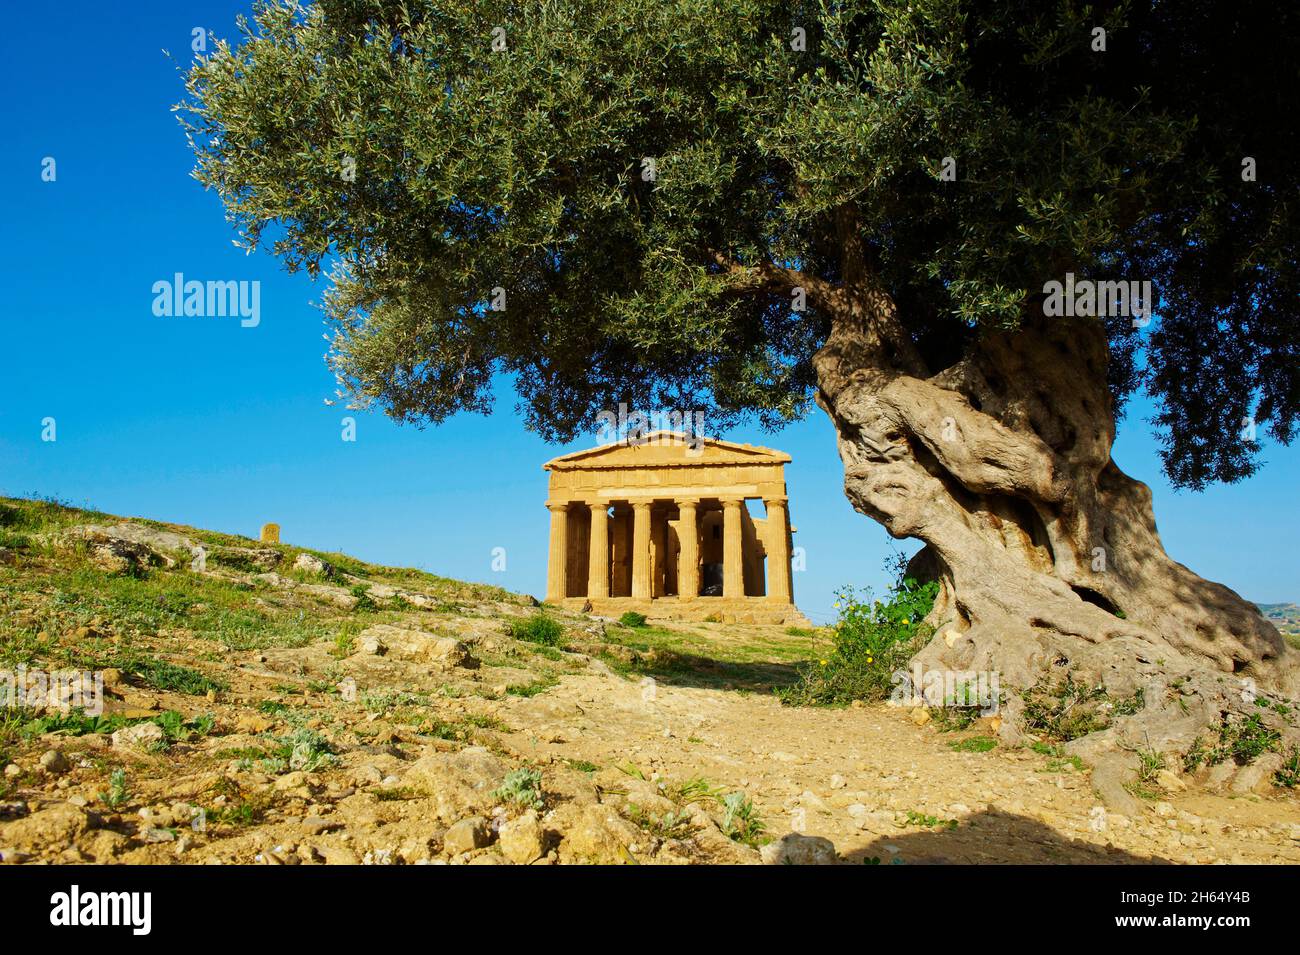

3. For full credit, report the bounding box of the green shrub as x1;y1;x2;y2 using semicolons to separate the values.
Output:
153;709;217;745
507;613;566;646
932;700;985;732
1218;714;1282;762
778;578;938;707
719;790;767;847
1184;713;1283;771
242;728;337;774
1274;746;1300;788
1021;673;1110;741
1127;747;1168;799
492;768;545;810
100;768;130;810
350;584;378;612
618;611;648;628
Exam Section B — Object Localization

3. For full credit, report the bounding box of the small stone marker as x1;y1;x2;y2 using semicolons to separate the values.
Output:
260;523;280;544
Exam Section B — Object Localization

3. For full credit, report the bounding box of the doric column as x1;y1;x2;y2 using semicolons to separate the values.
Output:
764;498;792;603
545;502;570;601
631;501;652;600
677;499;700;599
587;501;609;599
722;498;744;598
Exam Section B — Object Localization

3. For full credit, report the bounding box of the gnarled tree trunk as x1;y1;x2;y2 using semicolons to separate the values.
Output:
813;304;1299;800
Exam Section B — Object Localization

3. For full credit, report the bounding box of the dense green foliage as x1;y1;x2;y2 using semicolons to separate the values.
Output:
779;578;938;706
507;612;567;646
184;0;1298;488
1183;713;1284;771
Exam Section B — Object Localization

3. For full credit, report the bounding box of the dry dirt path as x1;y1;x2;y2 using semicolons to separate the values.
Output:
497;665;1300;864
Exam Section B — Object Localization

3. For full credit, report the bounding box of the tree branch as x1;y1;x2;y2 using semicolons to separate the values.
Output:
707;249;843;312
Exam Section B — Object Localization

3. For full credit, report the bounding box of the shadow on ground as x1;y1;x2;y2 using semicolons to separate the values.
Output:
601;648;802;692
843;809;1175;865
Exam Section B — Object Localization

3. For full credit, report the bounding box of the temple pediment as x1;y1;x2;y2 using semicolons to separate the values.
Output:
544;431;791;471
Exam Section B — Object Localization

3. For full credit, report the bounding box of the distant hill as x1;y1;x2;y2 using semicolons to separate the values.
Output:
1257;602;1300;646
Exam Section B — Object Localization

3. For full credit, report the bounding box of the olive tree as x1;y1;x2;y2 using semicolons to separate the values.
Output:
182;0;1300;785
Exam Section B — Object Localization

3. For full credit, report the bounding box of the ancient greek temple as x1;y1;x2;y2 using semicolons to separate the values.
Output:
542;432;808;625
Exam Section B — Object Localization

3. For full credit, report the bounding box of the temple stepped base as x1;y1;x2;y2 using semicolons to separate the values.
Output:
555;596;812;627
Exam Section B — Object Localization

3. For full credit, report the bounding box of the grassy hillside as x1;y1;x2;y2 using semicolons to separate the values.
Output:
0;495;811;864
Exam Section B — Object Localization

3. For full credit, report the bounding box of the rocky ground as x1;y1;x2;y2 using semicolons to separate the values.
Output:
1;496;1296;865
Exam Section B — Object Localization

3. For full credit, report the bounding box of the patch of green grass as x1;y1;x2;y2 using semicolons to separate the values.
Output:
0;528;31;551
19;709;133;739
118;655;226;696
204;779;276;828
31;563;334;652
1254;695;1292;718
22;708;214;752
507;613;567;647
349;584;378;612
668;776;722;802
1125;746;1167;798
360;689;427;714
904;810;958;830
948;736;997;753
505;674;558;698
590;620;811;693
461;713;510;732
330;625;357;659
420;719;468;742
1030;741;1085;773
1136;746;1166;783
618;611;648;628
565;758;599;773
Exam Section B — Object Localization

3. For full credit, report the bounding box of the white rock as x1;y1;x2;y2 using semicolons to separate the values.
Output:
761;833;838;865
111;722;166;753
293;553;333;575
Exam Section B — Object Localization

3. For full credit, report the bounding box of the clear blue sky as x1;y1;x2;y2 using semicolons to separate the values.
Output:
2;1;1296;625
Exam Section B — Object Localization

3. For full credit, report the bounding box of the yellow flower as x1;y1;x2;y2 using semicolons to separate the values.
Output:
819;659;828;666
866;656;874;664
902;618;910;625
